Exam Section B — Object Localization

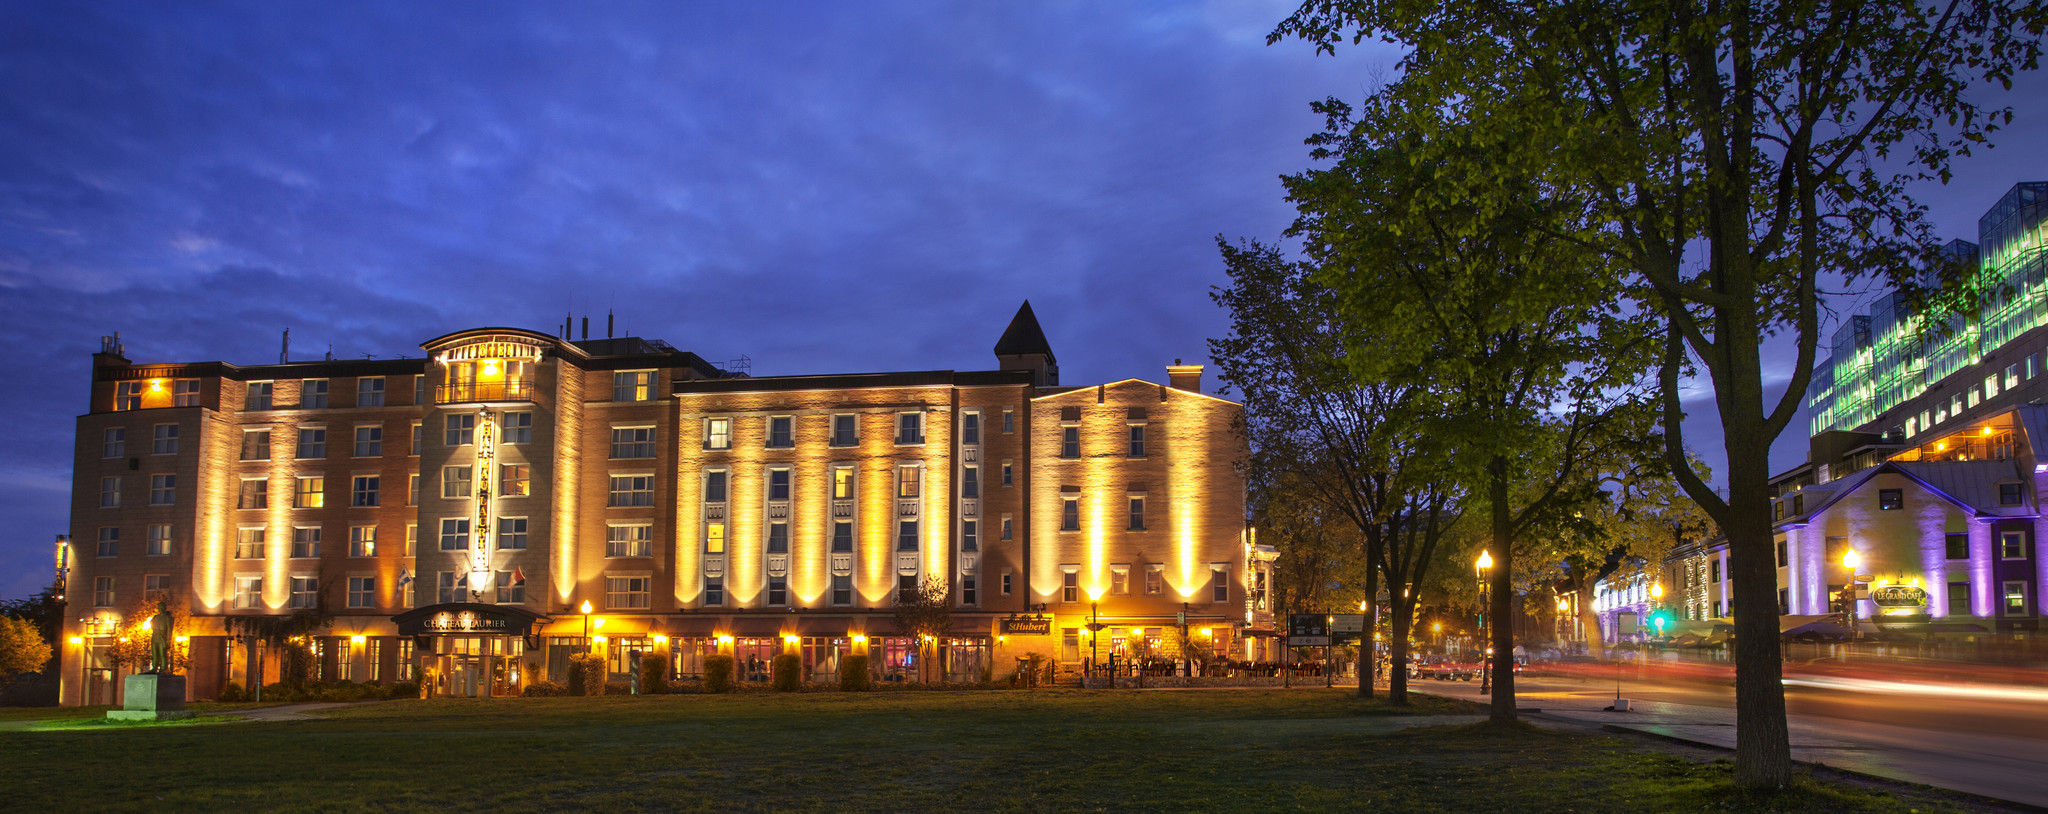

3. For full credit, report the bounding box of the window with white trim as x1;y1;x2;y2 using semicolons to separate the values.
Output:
94;576;115;607
297;427;326;458
962;411;980;445
291;526;321;559
352;475;380;507
610;474;654;507
152;423;179;455
302;379;329;409
356;376;385;407
354;425;382;457
502;412;532;444
496;571;525;604
294;476;323;508
99;476;120;508
246;381;274;411
961;520;978;552
831;573;852;606
235;528;265;559
607;523;652;557
831;521;853;553
703;576;724;607
348;576;376;608
444;414;474;446
962;465;979;499
1061;496;1079;531
1210;564;1230;603
95;527;118;557
103;427;125;458
439;518;470;550
498;517;528;550
147;524;172;556
501;464;529;497
704;417;731;450
611;426;656;459
234;576;262;609
288;575;318;608
607;575;651;609
442;466;472;499
349;525;376;557
896;412;924;445
704;522;727;554
897;520;919;551
830;414;857;447
241;429;269;460
766;521;789;554
149;474;176;506
172;378;200;407
410;422;423;455
767;416;794;448
613;371;655;402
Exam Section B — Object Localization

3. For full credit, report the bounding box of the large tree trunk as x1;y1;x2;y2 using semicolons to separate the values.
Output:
1725;417;1792;786
1359;528;1381;698
1389;586;1412;704
1488;456;1516;723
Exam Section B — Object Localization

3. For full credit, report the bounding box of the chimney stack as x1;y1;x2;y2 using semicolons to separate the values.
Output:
1166;358;1204;394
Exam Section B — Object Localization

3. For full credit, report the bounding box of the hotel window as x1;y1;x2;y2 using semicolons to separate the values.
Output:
349;526;376;557
2000;482;2024;505
348;577;376;608
438;572;462;604
1001;570;1013;596
832;467;854;499
1878;489;1902;510
93;576;115;607
444;414;474;446
704;417;731;450
611;426;656;459
442;466;472;499
1061;497;1079;531
831;573;852;606
1062;570;1078;603
2001;530;2027;559
704;576;724;607
405;524;416;556
609;474;654;507
356;376;385;407
152;423;179;455
172;378;199;407
407;474;420;506
297;427;326;459
291;527;321;558
115;381;145;411
412;374;426;406
103;427;125;458
831;521;853;553
498;517;528;550
247;381;274;411
234;576;262;609
707;472;728;504
1778;588;1789;615
2008;363;2021;389
1946;533;1970;560
1948;581;1971;615
1001;461;1013;487
502;412;532;444
1061;425;1080;458
1002;409;1014;434
767;522;789;554
962;466;979;499
501;464;530;497
439;518;470;550
704;522;726;554
607;523;652;557
768;576;787;606
1145;566;1163;596
962;411;980;445
303;379;329;409
145;574;170;600
100;476;120;508
1128;424;1146;457
897;520;919;551
147;524;171;556
1128;495;1145;530
354;425;382;457
410;422;423;455
2004;581;2029;615
767;416;794;448
830;414;857;446
961;520;977;552
495;571;524;604
288;576;318;608
240;429;269;460
898;574;919;603
96;527;118;557
1710;559;1721;582
898;465;921;499
962;575;977;606
1775;540;1787;567
1210;564;1229;603
614;371;655;402
352;475;380;507
896;412;924;445
768;468;791;501
1001;514;1013;540
149;474;176;505
1111;565;1130;595
235;528;265;559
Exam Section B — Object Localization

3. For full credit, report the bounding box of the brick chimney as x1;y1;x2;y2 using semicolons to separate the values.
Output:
1166;358;1203;394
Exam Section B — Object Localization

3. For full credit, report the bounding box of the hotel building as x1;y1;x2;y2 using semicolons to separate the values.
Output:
57;303;1260;703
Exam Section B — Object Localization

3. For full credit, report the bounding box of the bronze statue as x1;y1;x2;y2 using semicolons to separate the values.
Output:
148;598;174;674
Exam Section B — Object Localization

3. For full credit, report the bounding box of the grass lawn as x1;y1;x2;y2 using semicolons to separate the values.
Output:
0;688;1992;813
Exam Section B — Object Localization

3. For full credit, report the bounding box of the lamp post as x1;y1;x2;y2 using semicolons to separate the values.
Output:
1556;597;1571;647
1476;550;1493;694
1840;548;1862;633
1086;588;1104;680
580;600;593;656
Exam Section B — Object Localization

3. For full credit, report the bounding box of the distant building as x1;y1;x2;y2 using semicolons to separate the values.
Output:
58;303;1258;704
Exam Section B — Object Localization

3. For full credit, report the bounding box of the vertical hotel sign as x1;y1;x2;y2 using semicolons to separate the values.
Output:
470;409;496;599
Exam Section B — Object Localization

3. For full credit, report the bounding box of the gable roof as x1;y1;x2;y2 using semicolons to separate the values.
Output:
992;300;1056;363
1784;458;2033;528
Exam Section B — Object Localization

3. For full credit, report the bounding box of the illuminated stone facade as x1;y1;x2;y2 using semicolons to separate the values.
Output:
58;306;1256;703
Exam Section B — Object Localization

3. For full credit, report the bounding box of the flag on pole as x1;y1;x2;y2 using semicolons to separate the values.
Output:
454;572;467;588
512;567;527;587
397;569;413;587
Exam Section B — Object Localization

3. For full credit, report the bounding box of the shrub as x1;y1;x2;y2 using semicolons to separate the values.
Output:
387;681;420;699
566;653;606;696
218;680;246;702
521;680;567;697
704;654;735;693
640;654;669;695
838;654;872;692
771;654;801;692
605;680;632;695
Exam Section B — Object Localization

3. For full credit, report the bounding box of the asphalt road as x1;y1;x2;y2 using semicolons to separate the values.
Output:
1419;668;2048;809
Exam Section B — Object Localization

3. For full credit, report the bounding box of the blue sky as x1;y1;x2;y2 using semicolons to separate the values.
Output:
1;2;2042;599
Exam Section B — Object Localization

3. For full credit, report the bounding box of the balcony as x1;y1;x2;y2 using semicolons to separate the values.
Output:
437;381;536;404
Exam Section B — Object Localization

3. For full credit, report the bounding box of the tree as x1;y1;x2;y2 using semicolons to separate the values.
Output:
0;616;52;683
223;602;333;701
890;577;951;684
0;587;62;679
107;595;193;675
1273;0;2045;784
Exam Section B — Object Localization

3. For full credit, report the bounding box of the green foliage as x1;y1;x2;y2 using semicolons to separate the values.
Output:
0;615;52;679
640;653;669;695
837;654;871;692
217;680;246;702
704;654;736;693
387;681;419;699
771;654;801;692
522;680;568;697
566;653;606;696
890;578;952;682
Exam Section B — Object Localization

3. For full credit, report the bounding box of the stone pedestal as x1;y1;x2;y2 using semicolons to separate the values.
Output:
107;674;194;721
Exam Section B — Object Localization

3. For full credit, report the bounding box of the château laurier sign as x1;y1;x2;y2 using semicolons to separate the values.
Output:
1000;615;1054;635
392;603;546;637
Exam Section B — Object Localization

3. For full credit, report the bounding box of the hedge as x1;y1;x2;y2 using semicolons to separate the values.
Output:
771;654;801;692
640;652;669;695
704;654;736;693
839;654;872;692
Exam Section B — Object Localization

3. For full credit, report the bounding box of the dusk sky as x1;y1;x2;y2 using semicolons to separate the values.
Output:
2;2;2043;600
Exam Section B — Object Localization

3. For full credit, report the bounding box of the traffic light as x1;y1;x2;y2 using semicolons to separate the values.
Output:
1645;607;1675;635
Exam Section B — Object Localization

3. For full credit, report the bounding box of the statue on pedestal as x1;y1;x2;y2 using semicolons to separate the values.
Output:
148;598;174;674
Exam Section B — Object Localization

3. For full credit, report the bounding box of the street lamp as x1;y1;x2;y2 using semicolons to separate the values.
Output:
1086;588;1105;679
1840;548;1862;625
580;600;593;655
1476;550;1493;694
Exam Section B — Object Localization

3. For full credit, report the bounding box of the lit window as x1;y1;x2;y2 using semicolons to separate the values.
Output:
502;412;532;444
302;379;329;409
897;412;924;445
898;465;921;499
149;474;176;505
103;427;125;458
607;575;651;609
291;527;320;558
444;414;474;446
297;427;326;459
247;381;274;411
356;377;385;407
442;466;472;499
288;576;318;608
704;522;726;554
238;479;271;510
767;416;793;448
348;577;376;608
354;425;382;457
613;371;654;402
704;418;731;450
498;517;528;550
152;423;179;455
832;467;854;500
439;518;470;550
609;474;654;507
350;526;377;557
1111;566;1129;595
352;475;380;507
611;426;656;459
96;527;118;557
2004;581;2029;614
501;464;530;497
146;524;171;556
608;524;652;557
235;528;265;559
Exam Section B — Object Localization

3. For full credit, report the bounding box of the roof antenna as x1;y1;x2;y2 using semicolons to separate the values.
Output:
281;328;290;364
581;316;589;340
607;310;614;339
325;344;334;362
